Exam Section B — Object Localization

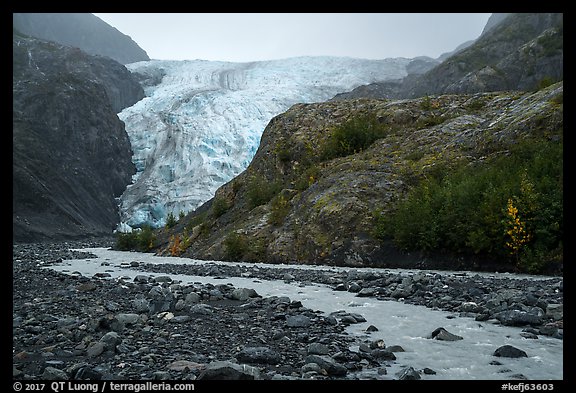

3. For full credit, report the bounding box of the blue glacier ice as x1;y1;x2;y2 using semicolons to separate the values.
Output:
118;56;411;229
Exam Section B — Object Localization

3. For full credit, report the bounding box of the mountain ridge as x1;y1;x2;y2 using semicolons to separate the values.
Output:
13;13;150;65
332;13;563;100
13;33;142;242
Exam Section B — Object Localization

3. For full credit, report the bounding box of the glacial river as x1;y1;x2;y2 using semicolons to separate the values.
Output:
50;248;563;380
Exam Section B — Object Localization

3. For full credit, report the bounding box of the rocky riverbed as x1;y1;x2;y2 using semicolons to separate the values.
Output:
13;240;563;381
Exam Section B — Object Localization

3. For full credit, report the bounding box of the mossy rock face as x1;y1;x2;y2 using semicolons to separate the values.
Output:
154;83;562;270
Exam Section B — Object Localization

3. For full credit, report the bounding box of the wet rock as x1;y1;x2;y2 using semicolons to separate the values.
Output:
370;349;396;361
430;327;463;341
494;309;543;326
397;366;420;380
304;355;347;376
493;345;528;358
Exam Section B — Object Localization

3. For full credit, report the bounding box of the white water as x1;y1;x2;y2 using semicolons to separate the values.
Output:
50;248;563;380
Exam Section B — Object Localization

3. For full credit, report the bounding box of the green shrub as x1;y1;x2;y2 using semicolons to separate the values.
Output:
321;114;388;160
223;232;247;261
377;137;563;272
295;165;321;191
246;175;282;209
115;225;157;252
268;194;290;226
165;212;177;228
212;197;231;218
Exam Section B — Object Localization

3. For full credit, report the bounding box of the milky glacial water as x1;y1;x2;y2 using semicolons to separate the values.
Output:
50;248;563;380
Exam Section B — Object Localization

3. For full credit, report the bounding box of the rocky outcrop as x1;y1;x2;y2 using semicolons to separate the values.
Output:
13;13;149;65
13;33;140;242
153;81;562;269
333;13;563;100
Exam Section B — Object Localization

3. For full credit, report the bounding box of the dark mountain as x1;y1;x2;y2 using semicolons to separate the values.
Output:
13;13;150;65
13;32;142;242
333;13;563;100
481;13;512;36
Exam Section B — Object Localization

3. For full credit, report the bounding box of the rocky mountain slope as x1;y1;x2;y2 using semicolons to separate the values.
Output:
150;81;562;272
13;33;143;242
13;13;150;65
333;13;562;100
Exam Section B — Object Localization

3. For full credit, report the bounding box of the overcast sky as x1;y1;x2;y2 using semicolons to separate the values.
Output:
94;13;492;63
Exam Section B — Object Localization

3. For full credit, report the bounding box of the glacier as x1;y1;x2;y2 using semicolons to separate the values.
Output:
118;56;411;229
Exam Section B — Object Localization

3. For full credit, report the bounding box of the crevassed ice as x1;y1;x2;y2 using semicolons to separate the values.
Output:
117;56;410;229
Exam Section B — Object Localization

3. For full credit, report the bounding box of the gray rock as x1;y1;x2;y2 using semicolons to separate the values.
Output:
185;292;201;304
493;345;528;358
495;309;543;326
286;315;311;328
304;355;347;376
546;304;563;321
430;327;463;341
369;339;386;349
397;366;421;380
357;287;377;297
237;346;281;364
132;298;150;313
387;345;405;352
86;342;105;358
307;343;330;355
371;349;396;360
152;371;171;380
116;313;140;326
190;304;214;315
153;275;172;283
231;288;259;301
42;366;68;380
301;362;325;375
99;331;122;351
197;361;260;380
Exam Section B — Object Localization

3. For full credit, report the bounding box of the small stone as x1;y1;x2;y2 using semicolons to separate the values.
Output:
154;275;173;283
76;282;97;292
430;327;463;341
168;360;204;372
197;360;260;380
422;367;436;375
387;345;405;352
286;315;311;328
365;325;379;332
86;342;105;357
42;366;68;380
231;288;259;301
493;345;528;358
369;339;386;349
397;366;421;380
237;346;281;365
307;343;330;355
